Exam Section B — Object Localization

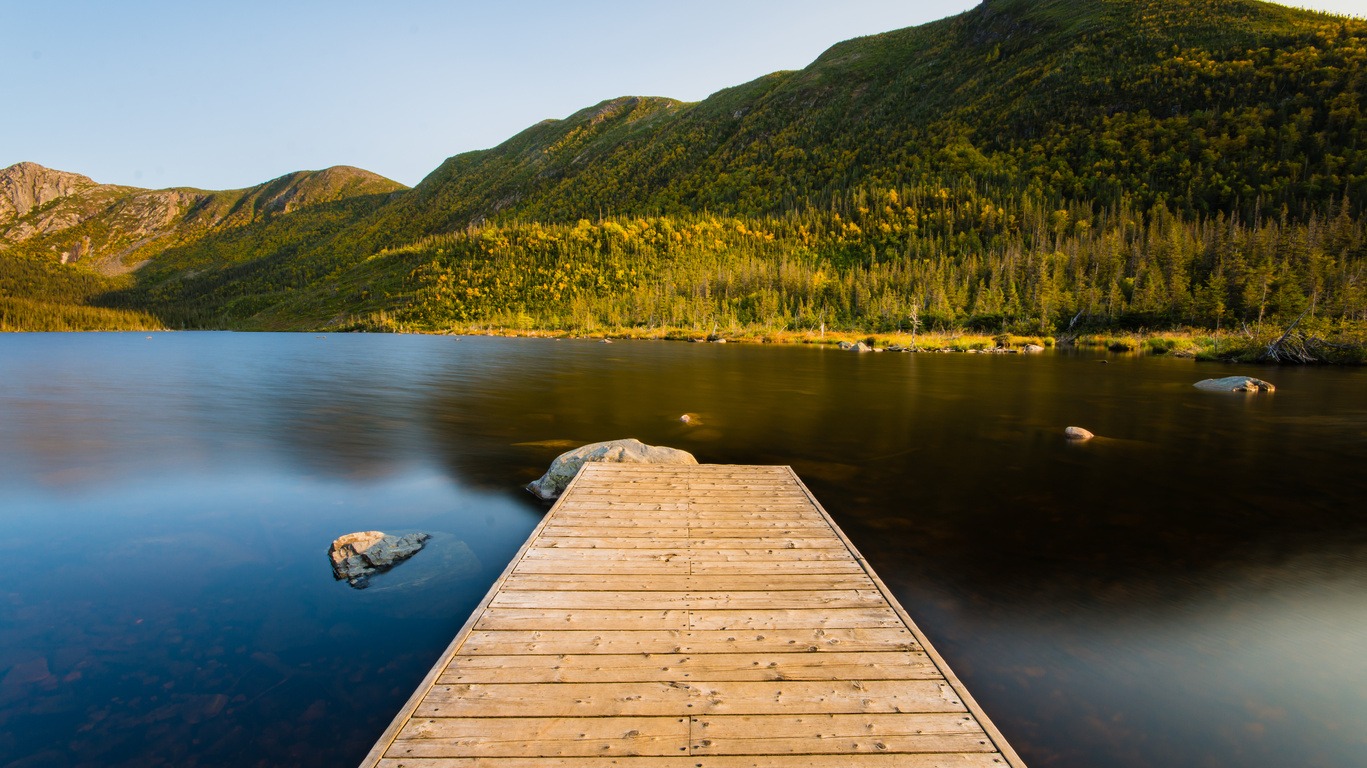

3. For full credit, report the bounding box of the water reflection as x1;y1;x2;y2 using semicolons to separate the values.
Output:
1;332;1365;767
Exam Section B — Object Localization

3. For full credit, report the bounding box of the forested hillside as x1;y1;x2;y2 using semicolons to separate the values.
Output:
388;0;1367;225
4;0;1366;352
0;163;403;330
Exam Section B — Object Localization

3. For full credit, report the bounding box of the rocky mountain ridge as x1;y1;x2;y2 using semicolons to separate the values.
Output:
0;162;405;274
0;162;101;224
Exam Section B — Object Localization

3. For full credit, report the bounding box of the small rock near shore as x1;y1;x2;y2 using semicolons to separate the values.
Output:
838;341;872;352
1193;376;1276;393
1065;426;1095;440
1022;344;1045;353
329;531;431;588
526;438;698;501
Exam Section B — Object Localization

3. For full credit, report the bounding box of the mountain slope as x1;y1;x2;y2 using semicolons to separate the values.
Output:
10;0;1367;342
0;163;405;330
379;0;1366;227
0;163;405;275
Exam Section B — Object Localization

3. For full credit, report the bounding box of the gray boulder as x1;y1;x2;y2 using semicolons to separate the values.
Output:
1194;376;1276;393
329;531;431;588
838;341;872;352
1064;426;1095;440
526;438;698;501
1022;344;1046;353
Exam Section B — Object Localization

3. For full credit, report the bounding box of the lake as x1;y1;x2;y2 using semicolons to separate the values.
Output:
1;332;1364;767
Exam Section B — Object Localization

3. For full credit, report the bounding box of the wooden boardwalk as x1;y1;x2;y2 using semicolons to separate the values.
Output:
361;463;1025;767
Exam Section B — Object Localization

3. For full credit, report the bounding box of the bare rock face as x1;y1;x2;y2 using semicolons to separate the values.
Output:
0;162;96;224
1065;426;1095;440
526;438;698;501
329;531;431;588
1194;376;1276;393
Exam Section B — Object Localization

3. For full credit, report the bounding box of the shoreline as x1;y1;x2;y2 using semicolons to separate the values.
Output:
7;321;1362;364
388;324;1365;364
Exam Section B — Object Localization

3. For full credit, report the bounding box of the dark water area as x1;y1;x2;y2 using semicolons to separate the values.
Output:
1;332;1364;768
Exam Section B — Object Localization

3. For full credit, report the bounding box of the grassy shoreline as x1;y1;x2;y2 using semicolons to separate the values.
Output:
356;319;1366;364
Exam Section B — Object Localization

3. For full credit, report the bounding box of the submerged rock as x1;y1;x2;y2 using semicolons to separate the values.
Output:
328;531;431;588
526;438;698;501
1064;426;1095;440
356;534;482;594
1194;376;1276;393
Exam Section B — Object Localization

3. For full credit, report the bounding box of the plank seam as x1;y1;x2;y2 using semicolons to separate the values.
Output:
686;463;694;757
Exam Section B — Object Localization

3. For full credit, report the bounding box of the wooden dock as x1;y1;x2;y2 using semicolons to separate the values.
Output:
361;463;1025;767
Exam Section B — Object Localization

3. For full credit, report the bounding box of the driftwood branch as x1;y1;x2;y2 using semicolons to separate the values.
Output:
1263;307;1316;363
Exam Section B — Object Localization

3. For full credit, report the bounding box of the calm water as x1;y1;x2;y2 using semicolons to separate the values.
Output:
1;332;1365;768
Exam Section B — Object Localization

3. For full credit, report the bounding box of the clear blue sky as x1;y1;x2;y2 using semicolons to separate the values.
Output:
2;0;1362;190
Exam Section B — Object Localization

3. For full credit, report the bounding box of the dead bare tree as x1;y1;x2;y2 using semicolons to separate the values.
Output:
1263;307;1315;363
1055;309;1085;346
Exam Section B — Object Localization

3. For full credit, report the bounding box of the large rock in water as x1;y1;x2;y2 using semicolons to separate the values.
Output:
329;531;431;588
1194;376;1276;393
526;438;698;501
838;341;872;352
1064;426;1095;440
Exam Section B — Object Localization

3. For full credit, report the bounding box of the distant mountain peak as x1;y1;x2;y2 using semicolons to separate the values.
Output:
0;162;100;223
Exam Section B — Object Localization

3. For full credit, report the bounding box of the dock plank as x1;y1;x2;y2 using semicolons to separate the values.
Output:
377;758;1004;768
690;713;994;755
436;650;939;683
391;716;688;758
532;537;846;549
510;558;866;575
459;627;921;655
359;463;1025;768
501;573;877;592
487;589;888;611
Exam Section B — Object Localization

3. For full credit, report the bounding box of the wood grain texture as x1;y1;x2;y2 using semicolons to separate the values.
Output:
359;463;1024;768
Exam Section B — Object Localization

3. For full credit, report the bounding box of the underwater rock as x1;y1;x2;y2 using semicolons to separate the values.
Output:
1194;376;1276;393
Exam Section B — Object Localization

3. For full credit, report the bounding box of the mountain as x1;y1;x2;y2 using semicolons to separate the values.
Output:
374;0;1367;229
0;163;99;222
0;163;404;330
5;0;1366;344
0;162;405;274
